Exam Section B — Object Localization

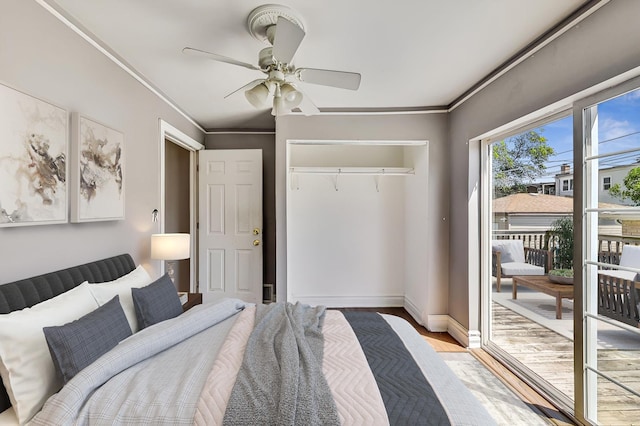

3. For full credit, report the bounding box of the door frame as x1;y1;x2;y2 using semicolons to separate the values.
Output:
158;119;204;292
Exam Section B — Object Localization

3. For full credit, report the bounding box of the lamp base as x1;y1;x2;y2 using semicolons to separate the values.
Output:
166;261;177;287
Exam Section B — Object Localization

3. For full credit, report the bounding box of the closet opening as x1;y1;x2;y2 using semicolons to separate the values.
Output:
285;139;428;316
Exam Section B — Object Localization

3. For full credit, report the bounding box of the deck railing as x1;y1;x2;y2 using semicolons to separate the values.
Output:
492;230;549;249
492;231;640;264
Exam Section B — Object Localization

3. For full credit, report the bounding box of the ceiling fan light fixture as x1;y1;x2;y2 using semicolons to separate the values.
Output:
280;83;303;109
184;4;362;119
271;84;284;116
245;83;270;108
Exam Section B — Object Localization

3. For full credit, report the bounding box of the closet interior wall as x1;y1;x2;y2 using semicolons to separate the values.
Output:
287;142;427;308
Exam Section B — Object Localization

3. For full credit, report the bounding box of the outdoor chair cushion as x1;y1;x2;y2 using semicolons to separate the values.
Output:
500;262;546;277
600;244;640;281
619;245;640;269
491;240;525;263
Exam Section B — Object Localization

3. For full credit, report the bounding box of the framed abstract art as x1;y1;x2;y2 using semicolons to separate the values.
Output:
71;113;125;222
0;83;68;227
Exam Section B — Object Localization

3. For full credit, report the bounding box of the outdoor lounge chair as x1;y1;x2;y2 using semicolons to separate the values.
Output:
598;244;640;327
492;239;552;292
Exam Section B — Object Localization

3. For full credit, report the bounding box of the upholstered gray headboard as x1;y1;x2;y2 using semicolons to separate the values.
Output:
0;253;136;413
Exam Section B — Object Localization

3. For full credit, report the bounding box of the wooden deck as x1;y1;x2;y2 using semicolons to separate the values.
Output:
492;302;640;425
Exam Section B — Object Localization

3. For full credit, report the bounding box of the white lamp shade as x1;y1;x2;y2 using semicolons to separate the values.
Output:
245;83;270;108
151;233;191;260
280;83;303;109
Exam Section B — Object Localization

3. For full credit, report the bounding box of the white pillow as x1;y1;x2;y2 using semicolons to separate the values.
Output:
491;239;525;263
88;265;153;333
619;245;640;269
0;282;99;424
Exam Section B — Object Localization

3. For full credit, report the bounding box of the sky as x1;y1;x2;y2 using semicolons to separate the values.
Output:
525;88;640;183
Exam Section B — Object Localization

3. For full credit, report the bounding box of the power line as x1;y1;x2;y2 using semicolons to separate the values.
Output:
597;130;640;145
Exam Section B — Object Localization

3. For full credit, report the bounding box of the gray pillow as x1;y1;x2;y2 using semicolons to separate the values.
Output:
131;273;183;329
43;295;132;384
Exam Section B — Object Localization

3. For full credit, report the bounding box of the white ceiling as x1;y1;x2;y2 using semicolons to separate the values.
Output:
42;0;586;130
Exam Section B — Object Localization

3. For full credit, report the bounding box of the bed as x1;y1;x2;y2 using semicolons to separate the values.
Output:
0;254;496;425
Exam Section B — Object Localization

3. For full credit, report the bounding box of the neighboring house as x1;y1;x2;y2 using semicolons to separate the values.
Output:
530;181;556;195
539;182;556;195
555;163;574;197
493;193;622;235
554;162;639;205
493;193;571;231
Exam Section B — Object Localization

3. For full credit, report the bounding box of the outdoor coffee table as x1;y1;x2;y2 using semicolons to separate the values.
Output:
512;275;574;319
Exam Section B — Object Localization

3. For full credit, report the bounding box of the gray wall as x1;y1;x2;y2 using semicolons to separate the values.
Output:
449;0;640;330
204;133;276;290
0;1;204;284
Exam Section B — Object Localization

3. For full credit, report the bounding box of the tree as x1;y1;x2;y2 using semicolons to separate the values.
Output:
492;130;554;197
549;216;573;270
609;166;640;205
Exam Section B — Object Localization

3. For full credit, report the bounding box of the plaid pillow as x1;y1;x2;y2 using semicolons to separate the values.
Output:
43;295;132;384
131;273;183;329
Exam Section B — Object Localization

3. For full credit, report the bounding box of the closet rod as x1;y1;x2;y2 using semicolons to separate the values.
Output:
289;167;415;176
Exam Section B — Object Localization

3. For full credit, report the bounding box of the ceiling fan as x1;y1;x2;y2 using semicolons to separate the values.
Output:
183;4;361;116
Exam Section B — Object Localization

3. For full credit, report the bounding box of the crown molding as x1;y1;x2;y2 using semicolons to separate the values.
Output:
35;0;206;134
38;0;609;129
447;0;609;112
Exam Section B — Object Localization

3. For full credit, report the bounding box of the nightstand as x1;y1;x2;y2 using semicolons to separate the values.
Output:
182;293;203;312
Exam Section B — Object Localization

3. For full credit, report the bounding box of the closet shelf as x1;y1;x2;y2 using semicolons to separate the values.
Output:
289;167;415;176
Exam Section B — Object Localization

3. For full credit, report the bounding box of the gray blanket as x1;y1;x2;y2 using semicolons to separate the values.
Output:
29;299;247;425
223;302;340;426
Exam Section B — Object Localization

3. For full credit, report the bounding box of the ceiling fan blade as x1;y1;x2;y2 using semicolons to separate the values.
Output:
297;68;361;90
224;79;264;99
182;47;261;71
272;16;305;64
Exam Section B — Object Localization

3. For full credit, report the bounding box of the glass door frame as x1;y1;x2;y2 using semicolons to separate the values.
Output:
479;110;576;414
479;73;640;425
573;74;640;425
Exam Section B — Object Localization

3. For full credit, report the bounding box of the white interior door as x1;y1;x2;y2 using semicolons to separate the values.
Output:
198;149;263;304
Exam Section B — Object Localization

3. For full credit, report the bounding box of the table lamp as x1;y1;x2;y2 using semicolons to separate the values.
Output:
150;233;190;284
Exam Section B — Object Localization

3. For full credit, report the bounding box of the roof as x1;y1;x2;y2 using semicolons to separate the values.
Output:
493;193;623;214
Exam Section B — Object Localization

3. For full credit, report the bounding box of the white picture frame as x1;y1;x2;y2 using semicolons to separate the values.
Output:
71;113;125;222
0;82;68;227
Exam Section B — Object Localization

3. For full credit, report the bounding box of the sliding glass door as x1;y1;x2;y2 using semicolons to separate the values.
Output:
483;78;640;424
484;114;576;409
577;84;640;425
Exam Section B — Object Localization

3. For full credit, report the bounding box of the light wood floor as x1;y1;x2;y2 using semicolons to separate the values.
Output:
492;302;640;426
336;307;577;425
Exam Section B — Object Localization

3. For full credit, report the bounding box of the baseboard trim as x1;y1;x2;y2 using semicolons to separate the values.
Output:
403;297;425;326
467;329;481;349
292;295;404;308
447;318;469;347
426;315;449;332
447;317;481;349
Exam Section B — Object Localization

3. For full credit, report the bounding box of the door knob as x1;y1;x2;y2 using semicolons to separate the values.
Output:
253;239;260;246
